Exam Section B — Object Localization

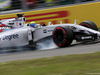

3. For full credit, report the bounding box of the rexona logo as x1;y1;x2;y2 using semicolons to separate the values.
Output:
25;11;69;25
0;34;19;41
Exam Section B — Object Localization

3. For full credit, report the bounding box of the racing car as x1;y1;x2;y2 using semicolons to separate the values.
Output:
0;14;100;48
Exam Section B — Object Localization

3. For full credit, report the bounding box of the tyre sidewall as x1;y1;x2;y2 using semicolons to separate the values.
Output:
79;21;98;31
52;26;73;47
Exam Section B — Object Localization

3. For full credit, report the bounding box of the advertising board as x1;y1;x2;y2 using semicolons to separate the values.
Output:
0;2;100;27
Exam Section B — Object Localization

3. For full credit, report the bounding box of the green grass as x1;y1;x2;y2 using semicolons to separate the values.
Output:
0;52;100;75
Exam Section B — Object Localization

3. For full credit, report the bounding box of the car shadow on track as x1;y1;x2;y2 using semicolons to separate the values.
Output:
70;40;100;47
0;39;100;54
0;46;37;54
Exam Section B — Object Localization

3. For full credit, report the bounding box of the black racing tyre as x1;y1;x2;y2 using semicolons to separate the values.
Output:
52;26;73;47
79;21;98;31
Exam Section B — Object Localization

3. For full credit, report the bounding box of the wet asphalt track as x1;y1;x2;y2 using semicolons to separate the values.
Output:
0;40;100;62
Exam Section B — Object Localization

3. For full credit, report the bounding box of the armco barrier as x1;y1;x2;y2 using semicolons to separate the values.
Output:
0;2;100;27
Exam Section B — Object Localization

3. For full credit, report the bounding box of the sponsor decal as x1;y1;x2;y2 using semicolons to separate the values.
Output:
48;30;53;32
0;26;11;30
43;29;53;33
43;29;47;33
0;2;100;27
12;19;22;22
81;36;92;40
0;34;19;41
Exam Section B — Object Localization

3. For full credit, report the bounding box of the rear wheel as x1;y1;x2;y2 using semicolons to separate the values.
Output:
52;26;73;47
79;21;98;31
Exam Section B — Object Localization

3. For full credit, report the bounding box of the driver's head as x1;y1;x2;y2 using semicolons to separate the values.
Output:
30;21;37;27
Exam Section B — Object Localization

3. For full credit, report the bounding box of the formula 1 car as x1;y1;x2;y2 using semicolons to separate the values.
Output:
0;14;100;48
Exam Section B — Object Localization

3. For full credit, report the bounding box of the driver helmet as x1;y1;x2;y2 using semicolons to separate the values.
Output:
30;21;37;28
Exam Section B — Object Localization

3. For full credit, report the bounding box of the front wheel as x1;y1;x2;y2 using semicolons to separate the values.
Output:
52;26;73;47
79;21;98;31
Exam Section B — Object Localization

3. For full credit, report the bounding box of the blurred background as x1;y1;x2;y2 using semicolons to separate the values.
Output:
0;0;99;14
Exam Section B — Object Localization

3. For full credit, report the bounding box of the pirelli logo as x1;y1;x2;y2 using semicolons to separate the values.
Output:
0;11;69;25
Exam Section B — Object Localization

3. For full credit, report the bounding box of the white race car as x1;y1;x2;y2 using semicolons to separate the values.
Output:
0;14;100;48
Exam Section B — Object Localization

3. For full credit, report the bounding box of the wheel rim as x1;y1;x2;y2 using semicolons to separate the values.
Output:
53;27;67;47
54;29;65;42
